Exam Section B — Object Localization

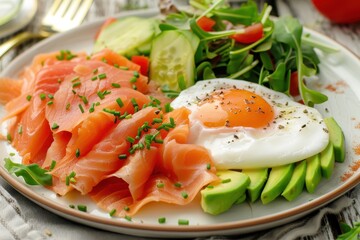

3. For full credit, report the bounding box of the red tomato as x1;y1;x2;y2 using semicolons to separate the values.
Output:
289;71;300;97
311;0;360;24
95;18;117;40
231;23;263;44
131;55;150;76
197;16;216;32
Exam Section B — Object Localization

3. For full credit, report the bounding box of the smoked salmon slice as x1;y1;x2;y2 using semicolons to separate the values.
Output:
0;50;218;217
89;108;218;217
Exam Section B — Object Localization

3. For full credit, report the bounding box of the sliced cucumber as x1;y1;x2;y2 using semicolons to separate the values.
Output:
94;17;158;56
150;30;199;91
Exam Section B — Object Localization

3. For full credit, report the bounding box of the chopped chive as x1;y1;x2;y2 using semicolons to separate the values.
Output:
129;148;136;154
72;82;81;88
126;136;135;144
222;178;231;184
116;98;124;107
89;103;95;113
65;175;70;186
48;94;54;99
207;185;214;189
103;108;120;116
69;204;75;209
156;182;165;188
112;83;121;88
66;103;71;110
109;209;116;217
39;93;46;100
118;154;127;160
206;163;211;170
6;133;12;142
57;79;62;83
70;178;76;183
181;191;188;199
75;148;80;158
26;95;32;101
71;76;80;82
154;138;164;144
152;118;163;124
98;73;107;80
113;63;119;68
164;103;173;113
133;71;140;78
78;104;84;113
66;54;76;60
178;219;189;225
69;171;76;178
132;85;137;90
47;101;53;105
93;68;98;74
49;160;56;171
97;91;104;100
95;102;100;106
72;90;77;95
123;206;130;211
130;98;138;107
130;77;137;83
77;205;87;212
170;117;175;127
9;152;15;156
158;217;166;224
91;76;97;81
124;215;132;221
51;123;59;130
119;66;128;70
101;57;107;63
125;114;132;119
80;96;88;105
18;125;23;134
174;182;182;188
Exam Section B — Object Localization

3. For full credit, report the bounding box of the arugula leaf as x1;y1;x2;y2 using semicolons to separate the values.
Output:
337;221;360;240
4;158;52;186
273;16;327;106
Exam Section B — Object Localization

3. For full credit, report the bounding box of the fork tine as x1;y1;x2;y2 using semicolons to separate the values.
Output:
53;0;71;19
63;0;82;21
42;0;62;26
72;0;93;26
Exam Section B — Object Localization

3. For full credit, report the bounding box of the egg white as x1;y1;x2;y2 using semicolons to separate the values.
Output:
171;79;329;169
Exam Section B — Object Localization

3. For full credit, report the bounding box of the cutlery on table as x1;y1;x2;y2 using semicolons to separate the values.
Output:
0;0;93;59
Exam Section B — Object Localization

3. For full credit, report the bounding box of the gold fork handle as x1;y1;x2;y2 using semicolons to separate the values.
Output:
0;31;49;59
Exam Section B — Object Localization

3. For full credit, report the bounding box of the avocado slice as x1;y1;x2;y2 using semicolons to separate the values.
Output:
320;142;335;179
305;154;322;193
282;160;306;201
201;170;250;215
235;193;247;204
261;164;294;204
324;117;345;163
242;168;268;202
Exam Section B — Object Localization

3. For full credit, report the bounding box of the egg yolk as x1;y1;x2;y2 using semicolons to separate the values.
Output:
196;88;274;128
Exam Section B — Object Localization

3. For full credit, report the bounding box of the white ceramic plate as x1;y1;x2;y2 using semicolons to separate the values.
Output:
0;0;37;38
1;9;360;238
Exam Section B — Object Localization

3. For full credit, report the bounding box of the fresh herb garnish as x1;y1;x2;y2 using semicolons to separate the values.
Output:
4;158;52;186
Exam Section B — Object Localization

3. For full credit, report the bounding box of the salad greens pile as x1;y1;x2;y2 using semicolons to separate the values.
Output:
94;0;337;106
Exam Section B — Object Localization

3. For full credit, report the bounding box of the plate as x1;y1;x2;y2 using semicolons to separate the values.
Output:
0;0;37;39
1;8;360;238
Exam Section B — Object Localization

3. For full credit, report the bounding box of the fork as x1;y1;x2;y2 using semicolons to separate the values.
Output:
0;0;93;58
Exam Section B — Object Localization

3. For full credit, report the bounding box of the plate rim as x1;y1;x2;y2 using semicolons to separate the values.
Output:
1;8;360;235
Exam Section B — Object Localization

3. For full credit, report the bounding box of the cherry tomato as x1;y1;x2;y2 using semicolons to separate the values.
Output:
197;16;216;32
131;55;150;76
311;0;360;24
231;23;263;44
289;71;300;97
95;18;116;40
